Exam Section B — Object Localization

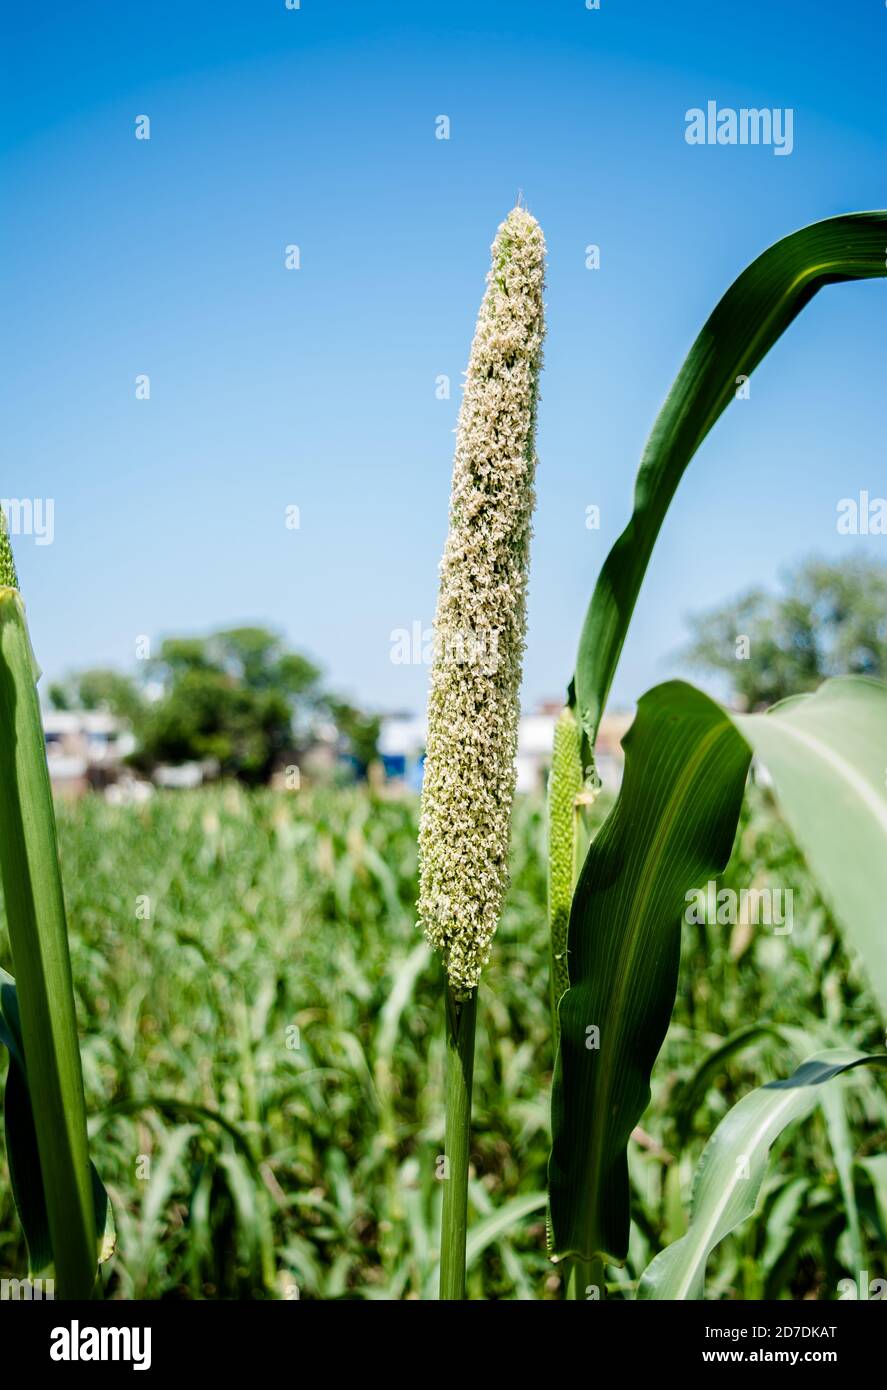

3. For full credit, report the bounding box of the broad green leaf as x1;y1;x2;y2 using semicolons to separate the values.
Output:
133;1124;200;1279
375;941;431;1079
0;590;97;1296
735;677;887;1015
0;968;114;1280
573;212;887;748
638;1050;887;1300
549;682;751;1262
549;676;887;1263
760;1175;809;1283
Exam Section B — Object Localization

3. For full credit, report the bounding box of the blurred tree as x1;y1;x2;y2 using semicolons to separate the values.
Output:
48;668;146;728
683;555;887;709
135;628;323;783
324;697;382;772
136;669;295;784
49;627;380;783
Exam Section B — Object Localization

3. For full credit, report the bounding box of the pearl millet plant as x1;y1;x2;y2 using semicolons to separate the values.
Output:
0;513;17;589
419;205;545;1299
419;205;546;997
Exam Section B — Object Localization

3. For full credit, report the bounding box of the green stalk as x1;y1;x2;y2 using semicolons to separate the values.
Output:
567;1254;604;1300
0;585;97;1297
439;986;478;1300
547;706;583;1047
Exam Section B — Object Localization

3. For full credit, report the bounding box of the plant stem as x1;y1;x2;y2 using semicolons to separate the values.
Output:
439;985;478;1300
567;1254;604;1300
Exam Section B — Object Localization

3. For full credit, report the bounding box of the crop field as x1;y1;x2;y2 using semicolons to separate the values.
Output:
1;785;882;1301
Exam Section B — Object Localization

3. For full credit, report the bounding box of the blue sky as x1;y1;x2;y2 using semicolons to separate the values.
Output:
2;0;886;716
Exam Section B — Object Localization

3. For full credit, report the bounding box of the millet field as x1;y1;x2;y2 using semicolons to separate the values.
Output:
1;784;883;1301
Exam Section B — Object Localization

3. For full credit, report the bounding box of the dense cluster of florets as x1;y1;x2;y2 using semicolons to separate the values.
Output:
0;513;18;590
418;207;546;994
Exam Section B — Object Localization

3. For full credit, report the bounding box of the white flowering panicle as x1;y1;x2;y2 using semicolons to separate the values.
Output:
418;206;546;995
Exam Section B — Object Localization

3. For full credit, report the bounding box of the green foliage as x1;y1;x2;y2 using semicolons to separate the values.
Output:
138;668;295;785
550;683;751;1263
0;783;882;1299
639;1051;887;1300
572;211;887;748
552;672;887;1267
53;627;381;783
324;699;381;771
557;210;887;1296
136;628;323;783
683;556;887;709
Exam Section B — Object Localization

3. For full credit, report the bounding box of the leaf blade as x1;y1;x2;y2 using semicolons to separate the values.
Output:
574;212;887;746
638;1050;887;1300
550;676;887;1264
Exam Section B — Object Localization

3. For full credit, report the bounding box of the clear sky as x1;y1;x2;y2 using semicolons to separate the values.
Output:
2;0;886;717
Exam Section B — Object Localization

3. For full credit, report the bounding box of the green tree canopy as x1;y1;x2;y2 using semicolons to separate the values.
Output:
683;555;887;710
50;627;380;782
48;668;146;728
137;628;324;783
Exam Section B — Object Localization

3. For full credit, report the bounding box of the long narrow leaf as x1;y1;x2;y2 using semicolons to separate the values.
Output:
638;1050;887;1300
0;969;115;1280
574;212;887;747
0;589;97;1296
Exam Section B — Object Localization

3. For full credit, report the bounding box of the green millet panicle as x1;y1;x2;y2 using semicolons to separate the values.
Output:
418;206;546;995
0;513;18;589
548;705;583;1017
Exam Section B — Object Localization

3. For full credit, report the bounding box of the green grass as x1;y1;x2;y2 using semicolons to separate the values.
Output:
0;783;884;1299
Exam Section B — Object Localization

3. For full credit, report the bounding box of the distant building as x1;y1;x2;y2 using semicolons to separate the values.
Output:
42;710;137;797
153;762;204;790
377;712;426;789
514;706;631;795
376;703;632;796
